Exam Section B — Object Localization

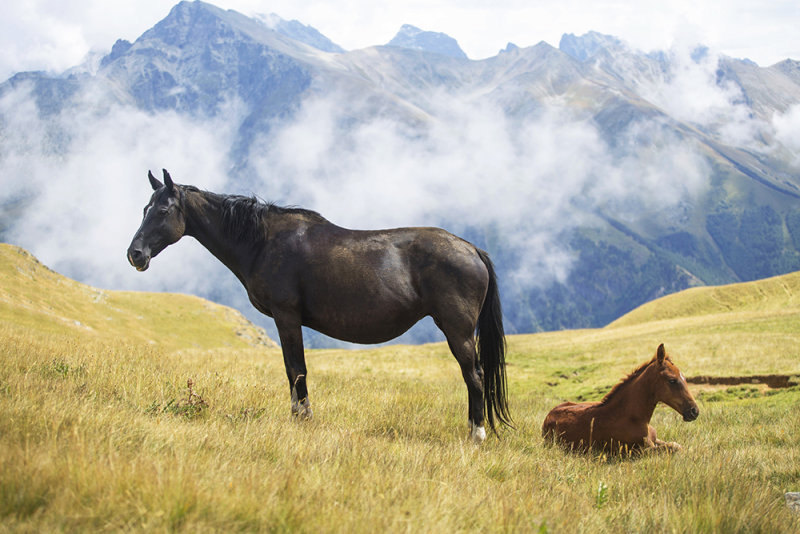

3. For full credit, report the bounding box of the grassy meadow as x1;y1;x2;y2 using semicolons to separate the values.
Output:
1;243;799;532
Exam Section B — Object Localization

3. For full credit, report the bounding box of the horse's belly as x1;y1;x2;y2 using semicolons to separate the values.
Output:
304;306;425;345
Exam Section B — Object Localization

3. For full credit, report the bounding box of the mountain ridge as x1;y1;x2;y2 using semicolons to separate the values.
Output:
1;1;799;343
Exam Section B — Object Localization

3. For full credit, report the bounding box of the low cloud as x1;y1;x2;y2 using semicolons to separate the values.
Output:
629;42;800;169
2;71;715;343
634;43;760;145
249;90;711;289
772;104;800;167
0;82;241;298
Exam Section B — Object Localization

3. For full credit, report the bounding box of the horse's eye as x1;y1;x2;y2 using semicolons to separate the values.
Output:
669;378;678;385
159;207;169;215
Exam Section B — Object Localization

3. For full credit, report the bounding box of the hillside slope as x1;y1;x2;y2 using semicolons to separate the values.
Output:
0;243;276;351
609;269;800;327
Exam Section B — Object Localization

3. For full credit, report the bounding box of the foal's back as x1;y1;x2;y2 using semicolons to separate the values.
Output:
542;400;612;449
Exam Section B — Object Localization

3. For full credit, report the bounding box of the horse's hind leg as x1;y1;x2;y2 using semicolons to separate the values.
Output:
439;320;486;443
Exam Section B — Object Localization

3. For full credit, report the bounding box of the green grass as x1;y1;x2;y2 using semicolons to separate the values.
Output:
1;244;800;532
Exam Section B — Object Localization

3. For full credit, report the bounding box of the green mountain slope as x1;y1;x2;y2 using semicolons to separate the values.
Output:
610;269;800;327
0;243;276;352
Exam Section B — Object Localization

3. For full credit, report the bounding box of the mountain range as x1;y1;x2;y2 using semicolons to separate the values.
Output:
2;0;799;345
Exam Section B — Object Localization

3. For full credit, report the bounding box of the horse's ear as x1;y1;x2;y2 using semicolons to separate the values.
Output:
162;169;174;193
656;343;666;365
148;170;163;190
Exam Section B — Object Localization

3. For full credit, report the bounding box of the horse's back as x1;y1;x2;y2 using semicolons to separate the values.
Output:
325;224;489;305
404;227;487;286
273;222;488;343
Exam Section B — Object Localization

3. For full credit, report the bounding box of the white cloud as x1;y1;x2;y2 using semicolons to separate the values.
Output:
632;42;776;153
772;104;800;167
248;91;711;289
637;45;736;124
0;81;242;296
0;2;89;78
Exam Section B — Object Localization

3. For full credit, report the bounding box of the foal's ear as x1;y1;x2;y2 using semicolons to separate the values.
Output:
148;170;163;190
656;343;666;365
162;169;175;193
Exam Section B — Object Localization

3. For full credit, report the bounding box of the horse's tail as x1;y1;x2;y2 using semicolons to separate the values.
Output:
476;249;513;433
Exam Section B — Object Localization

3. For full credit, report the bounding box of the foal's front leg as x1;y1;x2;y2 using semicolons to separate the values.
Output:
275;318;312;419
646;424;682;452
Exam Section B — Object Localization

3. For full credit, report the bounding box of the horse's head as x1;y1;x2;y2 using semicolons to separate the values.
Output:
651;343;699;422
127;169;186;272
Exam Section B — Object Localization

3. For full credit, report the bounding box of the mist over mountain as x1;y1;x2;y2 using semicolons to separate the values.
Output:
2;0;800;346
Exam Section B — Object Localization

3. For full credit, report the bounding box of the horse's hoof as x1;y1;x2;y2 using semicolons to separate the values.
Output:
291;399;313;420
470;422;486;444
293;410;313;420
291;408;313;420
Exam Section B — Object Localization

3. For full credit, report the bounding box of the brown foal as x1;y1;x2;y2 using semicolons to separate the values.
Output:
542;344;699;454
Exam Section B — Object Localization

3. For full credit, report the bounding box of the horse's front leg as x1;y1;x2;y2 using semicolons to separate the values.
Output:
275;317;312;419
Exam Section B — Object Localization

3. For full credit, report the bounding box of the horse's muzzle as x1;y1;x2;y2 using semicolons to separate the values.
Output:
127;247;150;272
683;404;699;422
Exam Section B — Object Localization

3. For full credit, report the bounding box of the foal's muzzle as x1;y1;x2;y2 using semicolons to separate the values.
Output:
682;404;699;422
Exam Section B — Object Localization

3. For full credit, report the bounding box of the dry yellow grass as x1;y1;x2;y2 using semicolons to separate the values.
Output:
0;243;275;351
1;245;799;532
610;269;800;326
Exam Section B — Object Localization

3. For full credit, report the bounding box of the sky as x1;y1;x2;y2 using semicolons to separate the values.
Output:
2;0;800;80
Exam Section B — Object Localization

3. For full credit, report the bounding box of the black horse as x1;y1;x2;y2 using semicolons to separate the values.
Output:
127;169;511;441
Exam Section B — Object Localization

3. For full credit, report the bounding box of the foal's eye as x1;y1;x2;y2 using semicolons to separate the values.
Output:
668;378;678;385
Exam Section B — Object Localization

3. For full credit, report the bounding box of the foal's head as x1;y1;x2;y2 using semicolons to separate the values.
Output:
127;169;186;272
649;344;699;422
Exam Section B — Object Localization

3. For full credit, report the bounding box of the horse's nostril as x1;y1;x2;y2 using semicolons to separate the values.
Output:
684;405;699;421
128;248;146;267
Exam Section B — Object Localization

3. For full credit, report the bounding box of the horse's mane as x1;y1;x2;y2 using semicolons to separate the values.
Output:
183;185;326;243
599;354;672;405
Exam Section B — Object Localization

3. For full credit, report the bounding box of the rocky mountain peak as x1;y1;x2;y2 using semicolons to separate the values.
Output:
559;31;628;62
386;24;467;59
254;13;344;53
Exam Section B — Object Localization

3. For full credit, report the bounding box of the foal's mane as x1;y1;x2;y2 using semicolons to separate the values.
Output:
183;185;326;242
599;354;672;405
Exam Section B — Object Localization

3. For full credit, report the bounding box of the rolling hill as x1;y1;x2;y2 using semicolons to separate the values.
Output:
610;269;800;327
0;243;276;351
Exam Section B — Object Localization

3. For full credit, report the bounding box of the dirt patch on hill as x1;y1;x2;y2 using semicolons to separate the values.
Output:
688;374;800;389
